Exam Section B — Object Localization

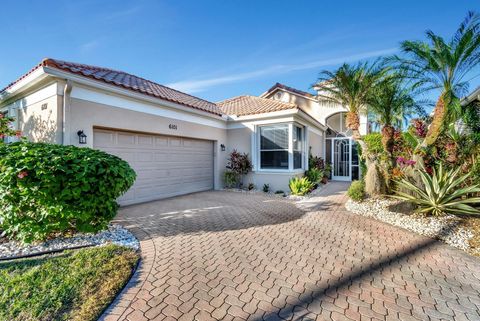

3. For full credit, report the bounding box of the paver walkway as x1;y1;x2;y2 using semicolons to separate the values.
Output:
101;182;480;321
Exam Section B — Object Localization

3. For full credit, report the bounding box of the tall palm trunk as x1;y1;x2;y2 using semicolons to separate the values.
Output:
381;125;396;192
381;125;395;165
411;93;446;183
423;93;447;147
346;111;361;139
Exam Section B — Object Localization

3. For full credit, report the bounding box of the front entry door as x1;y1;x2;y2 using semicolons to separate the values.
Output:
332;138;351;181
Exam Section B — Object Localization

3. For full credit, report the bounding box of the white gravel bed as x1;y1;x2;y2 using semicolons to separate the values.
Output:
0;224;139;260
222;187;289;198
345;198;474;251
223;183;327;200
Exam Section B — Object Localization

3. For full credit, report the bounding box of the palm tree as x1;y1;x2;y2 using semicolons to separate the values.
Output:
394;11;480;147
367;75;425;167
314;61;386;141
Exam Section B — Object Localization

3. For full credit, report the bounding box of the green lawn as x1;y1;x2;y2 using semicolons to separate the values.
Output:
0;244;139;321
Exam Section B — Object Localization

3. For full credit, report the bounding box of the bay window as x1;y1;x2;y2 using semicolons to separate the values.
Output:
258;123;305;171
259;124;289;169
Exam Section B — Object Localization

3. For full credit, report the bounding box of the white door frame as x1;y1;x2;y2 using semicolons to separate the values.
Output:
330;137;352;181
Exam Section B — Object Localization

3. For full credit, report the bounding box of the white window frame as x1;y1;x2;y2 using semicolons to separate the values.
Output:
256;122;306;173
292;124;304;170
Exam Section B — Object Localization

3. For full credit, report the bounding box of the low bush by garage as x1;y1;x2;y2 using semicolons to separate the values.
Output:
0;142;136;243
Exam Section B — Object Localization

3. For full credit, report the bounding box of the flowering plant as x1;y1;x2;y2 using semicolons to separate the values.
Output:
396;157;416;167
410;118;427;138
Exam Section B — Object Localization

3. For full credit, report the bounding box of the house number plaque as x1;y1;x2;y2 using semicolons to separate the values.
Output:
169;124;178;130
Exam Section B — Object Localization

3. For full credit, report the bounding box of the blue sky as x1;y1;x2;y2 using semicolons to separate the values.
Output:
0;1;478;103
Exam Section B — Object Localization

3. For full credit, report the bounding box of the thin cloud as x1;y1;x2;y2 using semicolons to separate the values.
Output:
167;48;397;93
79;40;100;53
105;6;141;20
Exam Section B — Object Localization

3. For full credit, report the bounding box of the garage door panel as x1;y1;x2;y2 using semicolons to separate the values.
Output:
94;131;115;147
117;133;136;146
94;129;214;205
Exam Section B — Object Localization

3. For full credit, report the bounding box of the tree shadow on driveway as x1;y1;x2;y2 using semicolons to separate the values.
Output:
253;219;480;321
114;191;308;239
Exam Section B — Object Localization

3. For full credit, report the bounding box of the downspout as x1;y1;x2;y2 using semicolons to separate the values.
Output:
62;80;73;145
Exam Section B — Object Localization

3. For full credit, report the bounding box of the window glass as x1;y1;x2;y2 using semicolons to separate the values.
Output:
259;124;304;170
260;151;289;169
293;126;303;169
260;125;288;150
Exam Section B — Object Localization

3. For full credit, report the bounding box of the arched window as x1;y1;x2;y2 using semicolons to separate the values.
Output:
325;112;352;137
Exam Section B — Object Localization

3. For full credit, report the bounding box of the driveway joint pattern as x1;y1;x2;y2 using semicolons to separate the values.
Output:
100;183;480;321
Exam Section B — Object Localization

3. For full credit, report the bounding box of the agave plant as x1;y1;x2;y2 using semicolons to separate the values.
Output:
392;163;480;216
289;177;315;196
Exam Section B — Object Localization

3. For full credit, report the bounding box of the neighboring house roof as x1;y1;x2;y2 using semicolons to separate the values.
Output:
217;95;298;116
1;58;222;116
260;82;315;99
462;86;480;105
218;95;327;130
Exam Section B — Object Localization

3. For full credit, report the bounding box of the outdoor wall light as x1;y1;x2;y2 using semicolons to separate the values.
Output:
220;144;226;151
77;130;87;144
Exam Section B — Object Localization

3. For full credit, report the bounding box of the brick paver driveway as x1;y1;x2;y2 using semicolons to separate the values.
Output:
101;182;480;321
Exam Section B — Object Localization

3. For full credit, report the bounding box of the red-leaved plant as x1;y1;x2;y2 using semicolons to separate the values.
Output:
225;149;252;187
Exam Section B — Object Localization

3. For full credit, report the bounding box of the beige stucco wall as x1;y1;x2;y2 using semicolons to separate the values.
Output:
1;81;63;144
226;127;251;155
18;94;62;143
308;129;323;158
67;96;228;190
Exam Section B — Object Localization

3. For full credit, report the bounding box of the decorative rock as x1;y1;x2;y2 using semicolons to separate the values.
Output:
0;224;139;260
345;198;473;252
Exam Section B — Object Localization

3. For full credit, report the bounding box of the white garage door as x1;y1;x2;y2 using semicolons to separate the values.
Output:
94;129;214;205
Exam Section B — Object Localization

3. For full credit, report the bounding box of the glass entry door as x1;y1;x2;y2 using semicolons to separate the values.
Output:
331;138;351;181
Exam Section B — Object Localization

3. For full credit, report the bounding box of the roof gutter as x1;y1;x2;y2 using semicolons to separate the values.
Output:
62;80;73;145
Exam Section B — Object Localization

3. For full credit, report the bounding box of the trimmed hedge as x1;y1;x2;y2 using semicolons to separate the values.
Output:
0;142;136;243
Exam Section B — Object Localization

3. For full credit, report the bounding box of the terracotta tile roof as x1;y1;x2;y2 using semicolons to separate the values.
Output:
2;58;222;116
217;95;298;116
262;82;315;99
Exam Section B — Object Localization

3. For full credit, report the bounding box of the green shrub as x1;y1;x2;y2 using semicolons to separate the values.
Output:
263;184;270;193
0;142;136;243
289;177;315;196
392;163;480;216
357;143;367;180
0;114;19;143
363;133;384;155
223;170;238;188
305;168;323;184
347;180;365;201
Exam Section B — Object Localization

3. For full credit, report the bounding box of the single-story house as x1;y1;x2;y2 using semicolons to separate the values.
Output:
0;59;368;205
